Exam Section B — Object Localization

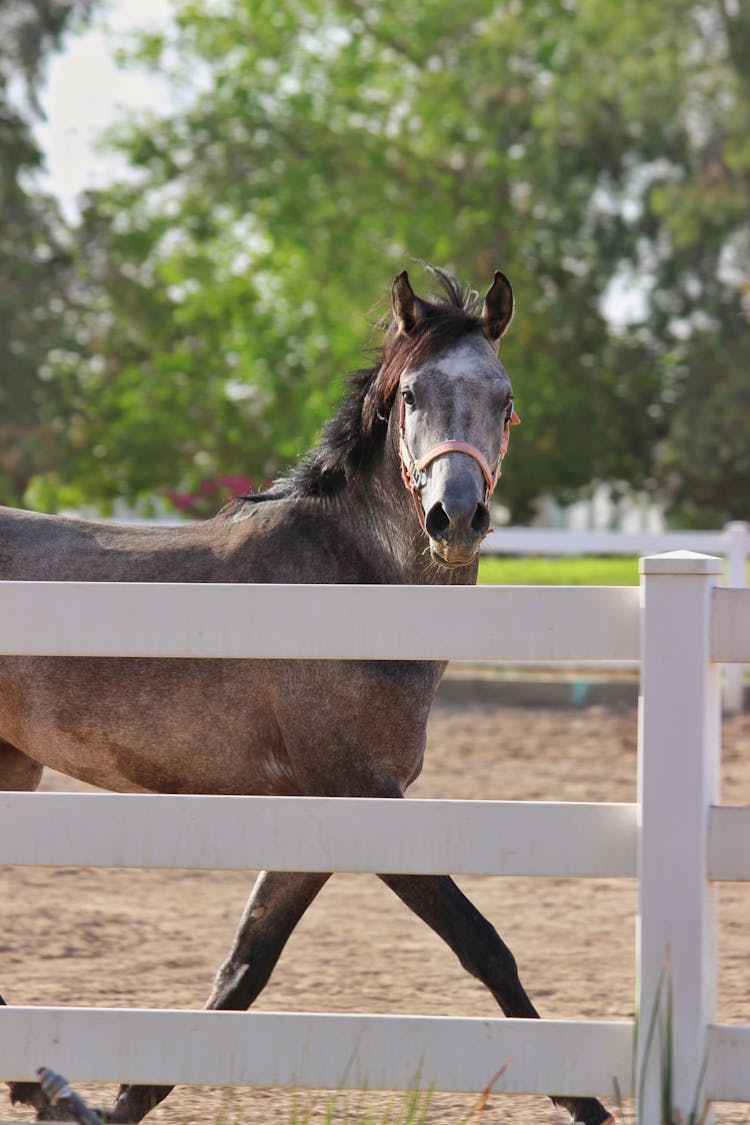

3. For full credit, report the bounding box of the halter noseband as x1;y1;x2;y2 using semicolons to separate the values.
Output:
398;394;520;533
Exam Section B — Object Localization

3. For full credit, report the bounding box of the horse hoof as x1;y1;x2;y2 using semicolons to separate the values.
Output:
8;1077;104;1123
9;1080;49;1111
574;1112;616;1125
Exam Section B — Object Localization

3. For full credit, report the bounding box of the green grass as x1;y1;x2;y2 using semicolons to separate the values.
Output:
478;555;640;586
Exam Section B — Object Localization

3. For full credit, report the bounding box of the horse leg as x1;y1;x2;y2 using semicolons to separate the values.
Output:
379;873;614;1125
107;869;331;1124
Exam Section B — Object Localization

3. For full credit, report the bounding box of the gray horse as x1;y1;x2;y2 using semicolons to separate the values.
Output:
0;268;613;1125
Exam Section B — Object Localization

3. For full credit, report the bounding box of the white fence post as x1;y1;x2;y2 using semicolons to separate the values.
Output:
722;521;749;713
638;551;722;1123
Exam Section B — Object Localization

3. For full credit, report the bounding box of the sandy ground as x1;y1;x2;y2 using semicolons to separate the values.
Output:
2;700;748;1125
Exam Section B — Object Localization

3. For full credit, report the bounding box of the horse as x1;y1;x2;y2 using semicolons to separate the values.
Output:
0;267;614;1125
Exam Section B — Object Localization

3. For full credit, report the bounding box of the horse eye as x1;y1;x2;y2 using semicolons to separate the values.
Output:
402;388;416;407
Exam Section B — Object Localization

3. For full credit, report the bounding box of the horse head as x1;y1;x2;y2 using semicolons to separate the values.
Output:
388;269;518;569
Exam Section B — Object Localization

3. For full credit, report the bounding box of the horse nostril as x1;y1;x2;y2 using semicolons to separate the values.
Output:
471;503;490;539
425;502;451;540
425;501;490;542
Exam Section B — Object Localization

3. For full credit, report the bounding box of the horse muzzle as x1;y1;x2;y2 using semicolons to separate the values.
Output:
424;495;491;568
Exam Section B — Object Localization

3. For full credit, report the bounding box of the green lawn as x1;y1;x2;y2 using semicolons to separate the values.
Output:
479;554;748;586
478;555;641;586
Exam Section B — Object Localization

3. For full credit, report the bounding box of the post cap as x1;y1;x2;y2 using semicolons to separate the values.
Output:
640;550;724;576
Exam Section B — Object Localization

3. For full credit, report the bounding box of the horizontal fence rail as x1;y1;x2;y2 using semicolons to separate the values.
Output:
706;1026;750;1102
483;527;724;555
2;1009;747;1101
0;793;638;878
0;581;641;662
711;587;750;663
0;1009;634;1096
707;805;750;880
1;793;748;882
480;522;747;565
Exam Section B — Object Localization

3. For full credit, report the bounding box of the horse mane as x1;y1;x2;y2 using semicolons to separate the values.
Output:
229;268;485;507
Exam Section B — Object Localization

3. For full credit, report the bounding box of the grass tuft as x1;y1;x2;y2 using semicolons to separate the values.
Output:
631;953;709;1125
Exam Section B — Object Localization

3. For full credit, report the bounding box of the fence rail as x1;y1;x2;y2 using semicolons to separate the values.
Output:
0;551;748;1122
2;792;749;882
0;581;641;662
0;1009;636;1097
0;793;637;877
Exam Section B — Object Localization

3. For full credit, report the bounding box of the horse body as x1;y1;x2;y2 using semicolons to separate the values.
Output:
0;493;441;797
0;269;613;1125
0;409;452;796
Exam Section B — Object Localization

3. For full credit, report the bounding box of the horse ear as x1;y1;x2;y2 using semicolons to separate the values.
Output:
391;270;425;335
482;270;514;347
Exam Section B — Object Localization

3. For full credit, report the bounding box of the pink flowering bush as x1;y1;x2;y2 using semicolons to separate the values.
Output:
167;474;255;518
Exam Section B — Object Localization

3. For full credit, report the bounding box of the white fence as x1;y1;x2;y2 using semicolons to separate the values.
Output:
483;519;749;713
0;552;749;1123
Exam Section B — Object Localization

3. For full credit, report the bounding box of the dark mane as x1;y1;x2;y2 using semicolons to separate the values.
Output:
226;269;485;508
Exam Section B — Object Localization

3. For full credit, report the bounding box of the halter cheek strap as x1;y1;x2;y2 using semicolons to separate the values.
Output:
398;395;520;532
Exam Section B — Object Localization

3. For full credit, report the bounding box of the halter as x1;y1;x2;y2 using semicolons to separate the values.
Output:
398;394;521;533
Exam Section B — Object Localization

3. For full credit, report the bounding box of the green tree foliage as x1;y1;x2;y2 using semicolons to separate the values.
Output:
25;0;750;523
0;0;93;506
530;0;750;527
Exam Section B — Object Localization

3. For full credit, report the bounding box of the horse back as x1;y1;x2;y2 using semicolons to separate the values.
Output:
0;505;235;583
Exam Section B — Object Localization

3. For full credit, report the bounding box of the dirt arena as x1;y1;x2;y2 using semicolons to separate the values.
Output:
2;697;749;1125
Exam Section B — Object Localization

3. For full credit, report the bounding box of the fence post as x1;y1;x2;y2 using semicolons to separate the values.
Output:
638;551;722;1124
722;521;748;713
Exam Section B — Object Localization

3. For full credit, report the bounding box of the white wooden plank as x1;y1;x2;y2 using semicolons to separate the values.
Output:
0;794;638;878
708;806;750;881
482;527;726;557
0;1007;634;1097
0;581;641;662
711;587;750;663
706;1025;750;1102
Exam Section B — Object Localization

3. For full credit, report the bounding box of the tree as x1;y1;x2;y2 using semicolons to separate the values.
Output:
522;0;750;526
0;0;94;506
30;0;750;524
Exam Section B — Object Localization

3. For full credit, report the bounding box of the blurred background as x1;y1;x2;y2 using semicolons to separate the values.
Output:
1;0;748;527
